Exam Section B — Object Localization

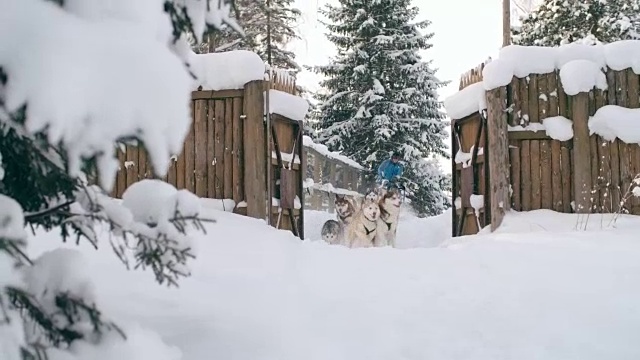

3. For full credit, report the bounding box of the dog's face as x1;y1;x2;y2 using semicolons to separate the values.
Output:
361;199;380;221
381;188;402;208
364;189;380;203
335;196;353;216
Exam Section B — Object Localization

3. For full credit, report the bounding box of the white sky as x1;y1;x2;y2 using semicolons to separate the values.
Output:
290;0;505;171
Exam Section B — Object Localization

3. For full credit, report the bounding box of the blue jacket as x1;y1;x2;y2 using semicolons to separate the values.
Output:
377;159;403;182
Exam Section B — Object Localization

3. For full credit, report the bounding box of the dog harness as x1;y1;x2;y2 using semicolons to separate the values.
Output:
363;223;376;235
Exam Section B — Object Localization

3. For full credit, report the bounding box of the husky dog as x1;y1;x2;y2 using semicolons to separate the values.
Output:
334;194;356;226
374;187;402;247
363;187;381;204
321;219;342;245
345;198;380;248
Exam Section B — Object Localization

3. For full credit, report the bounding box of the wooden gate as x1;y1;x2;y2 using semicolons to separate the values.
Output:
109;77;305;238
451;111;490;236
268;114;304;237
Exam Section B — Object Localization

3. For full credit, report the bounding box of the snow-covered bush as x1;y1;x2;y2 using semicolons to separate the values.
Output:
0;0;237;358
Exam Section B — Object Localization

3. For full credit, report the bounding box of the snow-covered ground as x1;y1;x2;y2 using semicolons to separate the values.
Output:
304;208;452;248
28;207;640;360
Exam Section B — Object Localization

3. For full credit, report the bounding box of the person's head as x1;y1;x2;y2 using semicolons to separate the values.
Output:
391;151;401;163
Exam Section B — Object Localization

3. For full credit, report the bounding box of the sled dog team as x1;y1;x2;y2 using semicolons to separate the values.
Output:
320;187;402;248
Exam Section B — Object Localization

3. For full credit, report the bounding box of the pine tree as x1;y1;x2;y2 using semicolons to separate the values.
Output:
512;0;640;46
313;0;450;216
0;1;239;359
196;0;302;72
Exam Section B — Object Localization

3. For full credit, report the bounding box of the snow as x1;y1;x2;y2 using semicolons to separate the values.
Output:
303;136;364;169
481;59;515;90
192;50;266;91
271;150;301;164
589;105;640;143
303;178;315;189
122;180;181;225
0;0;197;192
481;41;640;91
542;116;574;141
310;183;362;198
454;145;483;167
266;90;310;121
443;82;487;120
25;207;640;360
0;195;27;241
559;60;608;95
200;198;236;212
469;194;484;211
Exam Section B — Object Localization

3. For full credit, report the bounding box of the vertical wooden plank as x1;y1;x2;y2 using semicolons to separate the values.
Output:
540;141;552;209
116;145;127;198
243;81;267;219
557;73;572;213
561;144;572;212
538;73;551;209
214;98;225;198
519;77;530;126
627;69;640;211
520;141;531;211
138;146;147;181
194;99;208;197
224;98;234;199
548;72;563;212
528;74;541;209
616;70;630;212
232;97;244;205
508;77;520;126
125;145;138;188
207;99;217;198
167;155;177;187
184;121;196;193
487;87;511;231
312;152;322;210
328;162;336;213
176;148;186;189
571;92;592;213
592;86;607;212
509;139;521;211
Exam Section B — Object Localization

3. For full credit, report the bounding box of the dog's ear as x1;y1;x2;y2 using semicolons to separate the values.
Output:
335;194;344;201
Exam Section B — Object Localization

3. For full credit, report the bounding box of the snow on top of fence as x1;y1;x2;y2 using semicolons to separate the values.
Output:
303;136;364;170
443;82;486;120
444;40;640;120
483;41;640;91
589;106;640;144
266;89;309;121
191;50;266;90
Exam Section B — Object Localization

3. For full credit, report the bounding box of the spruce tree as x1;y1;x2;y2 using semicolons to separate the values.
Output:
0;1;239;359
513;0;640;46
313;0;450;216
196;0;301;72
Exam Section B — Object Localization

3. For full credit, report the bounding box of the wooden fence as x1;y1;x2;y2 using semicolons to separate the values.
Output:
450;65;640;236
303;144;365;213
110;72;306;238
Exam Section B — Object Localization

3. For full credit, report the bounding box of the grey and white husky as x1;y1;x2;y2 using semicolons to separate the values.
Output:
321;219;342;245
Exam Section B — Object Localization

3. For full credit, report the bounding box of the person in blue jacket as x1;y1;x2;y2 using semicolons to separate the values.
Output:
377;151;404;188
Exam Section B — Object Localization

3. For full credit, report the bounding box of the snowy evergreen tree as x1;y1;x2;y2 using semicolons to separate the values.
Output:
195;0;301;72
0;1;239;359
313;0;450;216
512;0;640;46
